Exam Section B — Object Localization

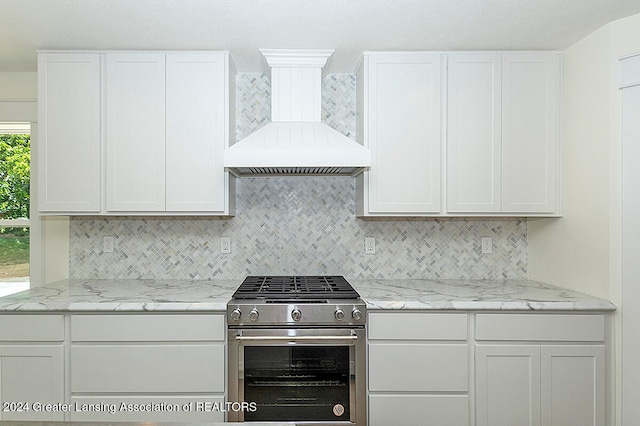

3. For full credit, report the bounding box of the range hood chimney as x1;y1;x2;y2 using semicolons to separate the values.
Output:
224;49;371;176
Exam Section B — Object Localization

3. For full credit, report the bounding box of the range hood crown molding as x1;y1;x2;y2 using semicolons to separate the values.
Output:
259;48;335;78
225;49;371;177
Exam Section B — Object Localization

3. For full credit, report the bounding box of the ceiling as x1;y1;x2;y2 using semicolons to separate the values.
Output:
2;0;640;73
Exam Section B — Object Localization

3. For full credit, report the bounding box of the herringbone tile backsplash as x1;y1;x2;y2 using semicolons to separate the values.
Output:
68;73;527;280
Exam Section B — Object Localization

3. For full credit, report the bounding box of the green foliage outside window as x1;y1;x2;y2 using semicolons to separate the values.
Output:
0;134;30;219
0;134;30;237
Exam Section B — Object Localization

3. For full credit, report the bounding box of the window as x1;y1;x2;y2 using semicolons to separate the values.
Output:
0;123;30;296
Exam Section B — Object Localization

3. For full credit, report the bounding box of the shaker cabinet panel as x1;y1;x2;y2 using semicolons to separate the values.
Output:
0;345;65;421
38;53;101;212
357;52;442;215
105;53;166;211
166;53;228;212
476;316;607;426
38;50;234;215
502;53;560;213
447;54;502;212
357;51;560;217
476;345;541;426
541;345;605;426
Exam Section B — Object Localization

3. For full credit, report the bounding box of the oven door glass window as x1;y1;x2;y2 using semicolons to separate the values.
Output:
243;345;351;421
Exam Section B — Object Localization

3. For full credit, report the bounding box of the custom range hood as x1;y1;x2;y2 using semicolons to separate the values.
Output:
224;49;371;176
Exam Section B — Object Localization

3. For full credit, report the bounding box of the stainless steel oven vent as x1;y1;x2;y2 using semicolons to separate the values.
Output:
231;166;361;176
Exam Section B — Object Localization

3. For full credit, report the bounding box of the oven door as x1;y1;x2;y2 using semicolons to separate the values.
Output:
227;327;366;425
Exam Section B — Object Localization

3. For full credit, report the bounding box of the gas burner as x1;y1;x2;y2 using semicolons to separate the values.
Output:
227;275;365;327
232;276;360;300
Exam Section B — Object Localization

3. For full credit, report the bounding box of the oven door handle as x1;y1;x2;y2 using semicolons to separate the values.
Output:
235;334;358;342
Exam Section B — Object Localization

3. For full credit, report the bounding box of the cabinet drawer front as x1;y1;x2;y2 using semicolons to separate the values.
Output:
71;314;225;341
70;344;224;393
476;313;605;341
70;396;224;422
0;315;64;341
369;394;469;426
368;313;468;340
369;343;468;391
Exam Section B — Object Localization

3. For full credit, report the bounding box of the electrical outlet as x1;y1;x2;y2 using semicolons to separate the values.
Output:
220;236;231;254
481;237;493;254
103;236;115;253
365;237;376;254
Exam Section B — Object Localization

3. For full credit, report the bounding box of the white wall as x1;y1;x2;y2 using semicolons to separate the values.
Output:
528;25;612;299
528;12;640;426
0;72;37;100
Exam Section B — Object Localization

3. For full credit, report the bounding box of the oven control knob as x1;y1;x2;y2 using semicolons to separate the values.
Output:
230;308;242;321
291;309;302;321
249;309;259;322
334;309;345;320
352;309;363;321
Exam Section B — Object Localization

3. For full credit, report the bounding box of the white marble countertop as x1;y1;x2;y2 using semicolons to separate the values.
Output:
0;278;615;312
352;279;616;311
0;279;239;312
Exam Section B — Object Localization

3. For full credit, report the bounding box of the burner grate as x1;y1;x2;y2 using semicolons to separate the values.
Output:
232;276;359;300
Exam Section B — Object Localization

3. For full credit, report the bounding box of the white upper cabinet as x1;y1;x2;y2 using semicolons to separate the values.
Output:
38;51;235;216
356;52;443;215
447;53;502;213
448;52;560;214
501;53;560;213
165;53;229;212
358;51;561;217
106;53;166;212
38;53;101;212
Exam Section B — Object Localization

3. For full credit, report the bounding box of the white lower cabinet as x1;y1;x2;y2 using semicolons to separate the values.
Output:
541;345;605;426
367;312;470;426
69;314;226;422
476;345;541;426
369;394;469;426
475;314;606;426
0;315;65;421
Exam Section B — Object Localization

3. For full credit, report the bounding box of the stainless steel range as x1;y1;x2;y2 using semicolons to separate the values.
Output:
227;276;366;425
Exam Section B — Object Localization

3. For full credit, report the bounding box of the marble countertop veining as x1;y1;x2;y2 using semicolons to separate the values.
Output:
351;279;616;311
0;279;240;312
0;278;616;312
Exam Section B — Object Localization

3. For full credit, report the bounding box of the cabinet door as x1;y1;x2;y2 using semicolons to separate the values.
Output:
502;53;560;213
476;345;541;426
447;54;502;212
363;52;442;214
38;53;101;212
0;346;64;420
106;53;166;211
166;53;228;212
541;346;605;426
